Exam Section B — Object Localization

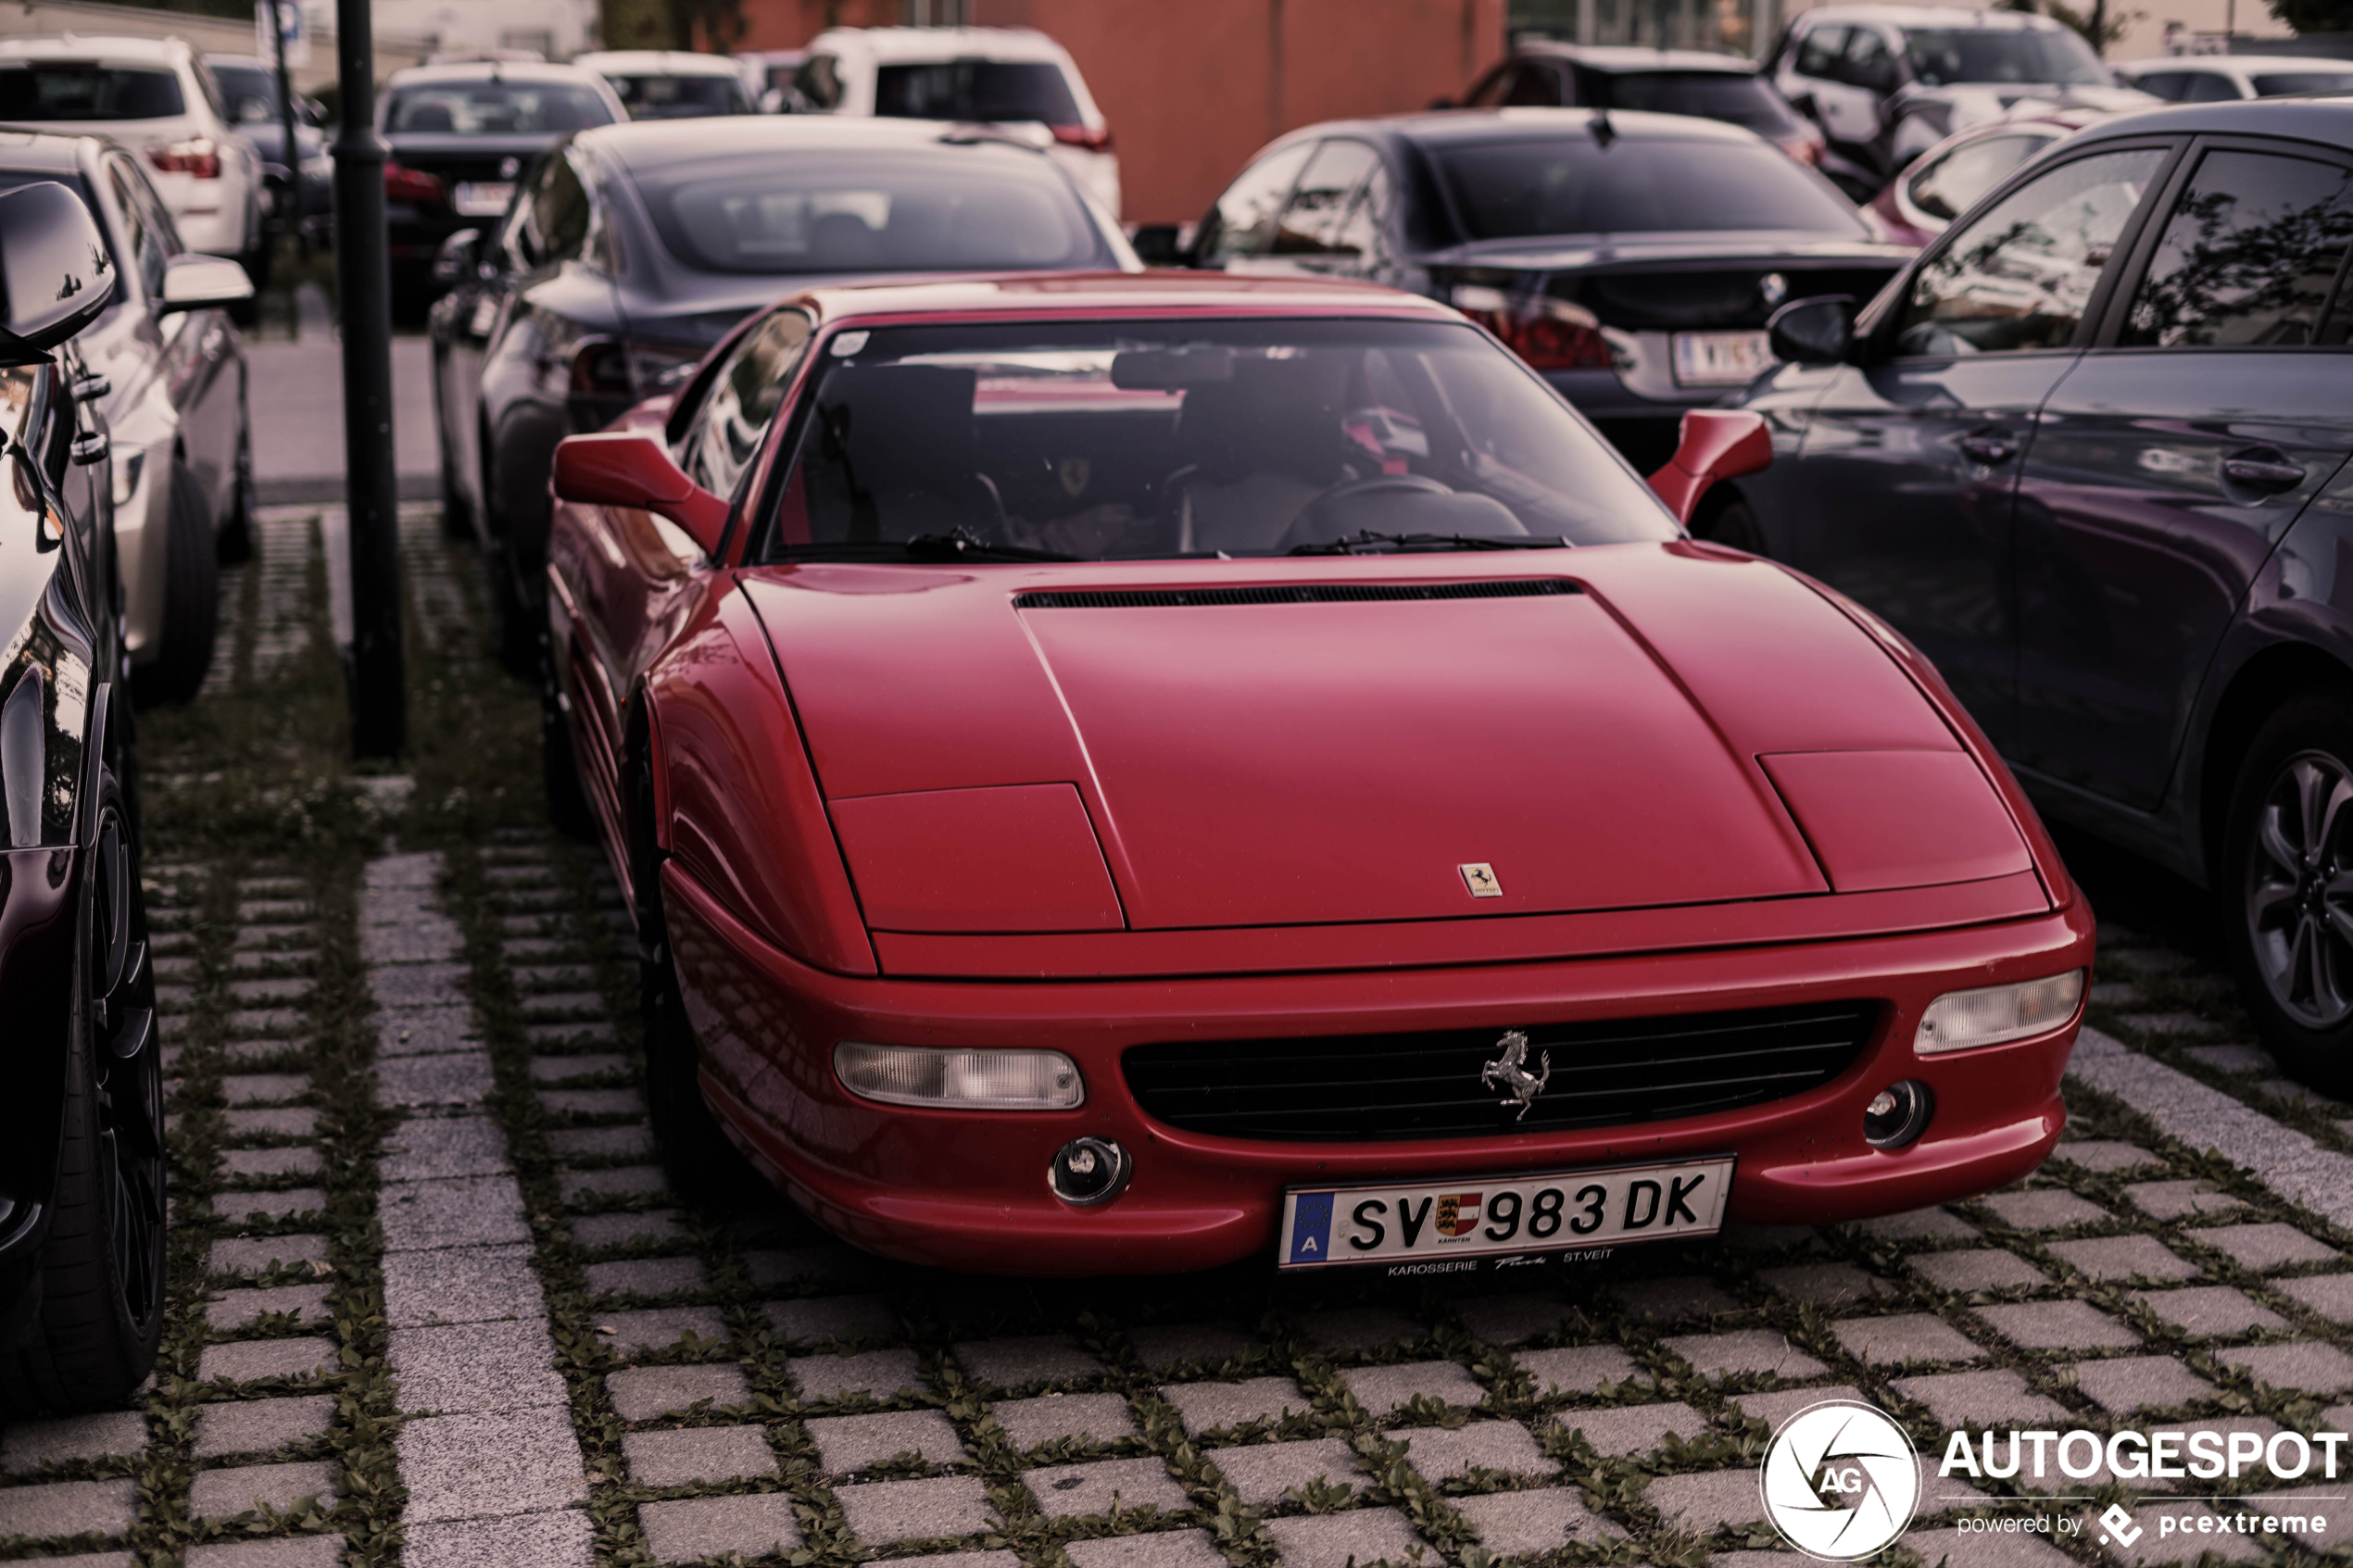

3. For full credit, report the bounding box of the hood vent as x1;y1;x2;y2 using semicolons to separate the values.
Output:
1015;580;1579;610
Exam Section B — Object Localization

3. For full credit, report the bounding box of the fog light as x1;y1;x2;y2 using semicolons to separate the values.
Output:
1864;1080;1933;1149
1049;1136;1130;1206
834;1042;1084;1110
1916;971;2084;1055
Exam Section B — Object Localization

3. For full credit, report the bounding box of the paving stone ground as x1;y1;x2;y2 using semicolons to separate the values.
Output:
16;511;2353;1568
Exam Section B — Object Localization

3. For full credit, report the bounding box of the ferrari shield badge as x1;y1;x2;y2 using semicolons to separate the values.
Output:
1459;862;1502;897
1481;1029;1552;1120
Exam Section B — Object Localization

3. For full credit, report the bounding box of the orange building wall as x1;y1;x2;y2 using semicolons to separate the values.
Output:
728;0;1507;222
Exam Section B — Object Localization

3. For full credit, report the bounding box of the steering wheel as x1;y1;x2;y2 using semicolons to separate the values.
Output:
1280;472;1458;550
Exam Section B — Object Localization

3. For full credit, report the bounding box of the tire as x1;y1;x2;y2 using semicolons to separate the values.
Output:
1692;495;1766;554
435;362;473;540
632;762;761;1203
488;535;541;676
131;462;220;708
2221;685;2353;1096
218;410;255;566
541;645;596;842
0;767;167;1413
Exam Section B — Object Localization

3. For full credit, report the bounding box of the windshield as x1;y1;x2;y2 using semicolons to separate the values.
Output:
1435;134;1865;238
210;63;281;112
636;147;1102;274
873;58;1080;123
384;81;615;134
2254;70;2353;94
1900;27;2107;86
1595;70;1807;134
0;63;184;120
607;72;747;118
759;318;1672;562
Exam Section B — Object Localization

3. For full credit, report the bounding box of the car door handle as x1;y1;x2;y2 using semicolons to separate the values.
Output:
71;372;109;402
2223;449;2306;494
70;433;107;466
1958;432;2018;465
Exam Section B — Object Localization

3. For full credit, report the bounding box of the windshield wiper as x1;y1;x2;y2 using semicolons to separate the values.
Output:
1288;532;1573;556
774;528;1082;563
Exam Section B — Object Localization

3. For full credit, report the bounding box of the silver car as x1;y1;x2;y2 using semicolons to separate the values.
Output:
0;131;251;703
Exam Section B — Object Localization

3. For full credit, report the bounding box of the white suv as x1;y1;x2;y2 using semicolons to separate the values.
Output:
790;27;1118;218
0;35;264;273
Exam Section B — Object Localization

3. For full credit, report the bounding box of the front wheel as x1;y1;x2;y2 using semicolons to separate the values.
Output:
0;769;166;1412
2221;686;2353;1094
540;645;595;842
131;461;220;708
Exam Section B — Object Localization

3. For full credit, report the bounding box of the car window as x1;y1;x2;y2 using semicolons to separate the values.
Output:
1273;139;1379;256
2121;149;2353;348
2253;70;2353;95
1839;30;1899;92
0;63;185;119
873;59;1081;124
1198;142;1314;265
794;53;841;109
678;309;813;501
606;72;748;118
190;58;228;120
1598;70;1806;135
1894;146;2166;355
1899;25;2108;85
1504;62;1562;106
1794;25;1849;77
529;151;592;266
384;81;613;133
1907;132;2055;222
1333;162;1395;270
1463;64;1515;108
2133;71;2192;101
1435;134;1868;238
107;161;169;298
2183;71;2245;101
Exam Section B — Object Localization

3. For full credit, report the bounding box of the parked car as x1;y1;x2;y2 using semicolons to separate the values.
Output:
1718;96;2353;1091
204;54;330;245
538;270;2094;1269
1453;44;1826;169
1865;108;2102;247
0;132;249;704
788;27;1118;216
0;36;266;282
428;115;1138;673
2120;54;2353;102
571;50;753;119
735;47;805;111
1769;6;2153;192
0;178;168;1412
1158;108;1908;470
379;59;624;310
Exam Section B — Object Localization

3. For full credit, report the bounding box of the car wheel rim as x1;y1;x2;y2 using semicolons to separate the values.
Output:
89;802;164;1331
2247;749;2353;1029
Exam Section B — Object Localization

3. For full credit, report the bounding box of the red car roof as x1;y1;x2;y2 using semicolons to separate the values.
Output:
795;270;1466;329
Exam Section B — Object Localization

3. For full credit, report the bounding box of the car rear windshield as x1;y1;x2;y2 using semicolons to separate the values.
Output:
384;82;614;134
2253;70;2353;94
759;318;1674;562
873;58;1080;124
636;147;1101;274
210;63;281;111
1592;70;1806;135
1900;27;2107;85
0;64;184;120
1435;135;1865;238
608;72;747;118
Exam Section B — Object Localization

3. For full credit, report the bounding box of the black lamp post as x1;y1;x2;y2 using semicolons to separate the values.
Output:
330;0;405;758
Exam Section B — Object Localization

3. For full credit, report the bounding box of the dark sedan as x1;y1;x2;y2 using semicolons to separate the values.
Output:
0;180;166;1413
1452;44;1826;169
379;60;623;310
1151;108;1909;469
207;55;328;245
428;115;1139;671
1719;96;2353;1092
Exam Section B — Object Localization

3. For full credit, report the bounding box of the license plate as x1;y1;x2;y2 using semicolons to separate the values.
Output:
452;181;513;217
1672;330;1775;387
1277;1155;1734;1272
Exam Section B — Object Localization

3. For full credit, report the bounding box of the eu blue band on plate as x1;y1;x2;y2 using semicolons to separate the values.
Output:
1290;1191;1333;1264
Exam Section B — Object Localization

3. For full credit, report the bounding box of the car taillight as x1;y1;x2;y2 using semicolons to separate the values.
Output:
1453;284;1615;371
384;162;446;203
147;136;220;178
1051;122;1113;153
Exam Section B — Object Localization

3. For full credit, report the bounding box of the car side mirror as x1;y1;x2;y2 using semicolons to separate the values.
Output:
1767;295;1855;366
1648;410;1772;526
434;228;483;285
0;182;115;363
158;254;255;314
1128;223;1189;268
552;432;730;557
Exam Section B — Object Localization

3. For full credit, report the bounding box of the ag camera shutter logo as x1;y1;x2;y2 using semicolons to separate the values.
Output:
1760;1399;1921;1560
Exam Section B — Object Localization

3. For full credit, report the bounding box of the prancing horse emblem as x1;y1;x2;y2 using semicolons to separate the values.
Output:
1481;1029;1552;1120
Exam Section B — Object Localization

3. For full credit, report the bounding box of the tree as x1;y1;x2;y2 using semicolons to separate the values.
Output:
2269;0;2353;33
1997;0;2144;53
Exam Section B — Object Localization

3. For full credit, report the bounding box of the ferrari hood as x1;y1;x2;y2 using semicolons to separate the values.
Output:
741;545;2026;934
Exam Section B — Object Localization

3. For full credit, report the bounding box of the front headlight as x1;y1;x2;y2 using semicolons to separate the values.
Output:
834;1042;1085;1110
1915;971;2084;1055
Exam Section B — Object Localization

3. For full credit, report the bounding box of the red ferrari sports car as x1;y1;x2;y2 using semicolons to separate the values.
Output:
543;272;2093;1276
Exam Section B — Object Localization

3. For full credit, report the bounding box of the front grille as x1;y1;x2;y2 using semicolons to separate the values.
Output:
1122;1001;1879;1141
1014;581;1576;610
